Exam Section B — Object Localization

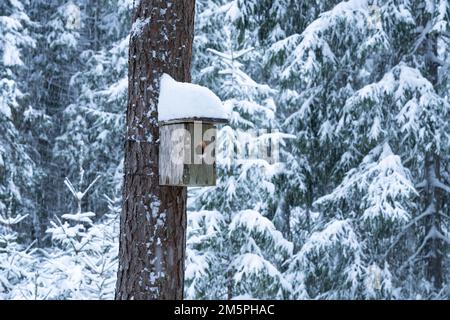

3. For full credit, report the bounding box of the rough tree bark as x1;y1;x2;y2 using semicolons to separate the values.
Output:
423;32;443;289
115;0;195;300
424;152;443;289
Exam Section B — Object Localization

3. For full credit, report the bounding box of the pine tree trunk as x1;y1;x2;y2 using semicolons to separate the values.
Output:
424;152;443;289
423;33;443;289
115;0;195;300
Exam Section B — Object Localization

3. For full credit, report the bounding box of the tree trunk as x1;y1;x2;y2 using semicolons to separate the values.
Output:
423;32;443;289
115;0;195;300
424;152;443;289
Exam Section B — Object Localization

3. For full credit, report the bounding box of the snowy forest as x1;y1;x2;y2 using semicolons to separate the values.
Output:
1;0;449;300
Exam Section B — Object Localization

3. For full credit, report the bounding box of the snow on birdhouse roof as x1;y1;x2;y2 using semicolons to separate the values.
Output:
157;73;229;124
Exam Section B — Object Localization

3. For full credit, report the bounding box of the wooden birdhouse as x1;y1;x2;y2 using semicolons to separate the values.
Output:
157;74;229;186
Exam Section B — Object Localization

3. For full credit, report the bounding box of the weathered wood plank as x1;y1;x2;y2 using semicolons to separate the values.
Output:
159;123;186;185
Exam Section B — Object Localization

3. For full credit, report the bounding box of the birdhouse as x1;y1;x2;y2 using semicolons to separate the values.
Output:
157;74;229;186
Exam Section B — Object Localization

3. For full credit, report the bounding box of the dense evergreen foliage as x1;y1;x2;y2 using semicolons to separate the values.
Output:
0;0;449;299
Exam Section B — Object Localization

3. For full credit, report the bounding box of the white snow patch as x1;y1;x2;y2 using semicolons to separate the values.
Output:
2;35;23;66
62;212;96;224
157;74;228;122
62;2;81;30
131;17;150;37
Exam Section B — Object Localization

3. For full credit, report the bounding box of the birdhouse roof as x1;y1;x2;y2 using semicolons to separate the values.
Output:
157;73;229;124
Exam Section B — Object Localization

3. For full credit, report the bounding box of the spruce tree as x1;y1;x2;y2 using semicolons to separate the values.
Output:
187;1;292;299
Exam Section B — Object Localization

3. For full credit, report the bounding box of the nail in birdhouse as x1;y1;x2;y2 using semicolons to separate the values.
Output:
158;74;229;186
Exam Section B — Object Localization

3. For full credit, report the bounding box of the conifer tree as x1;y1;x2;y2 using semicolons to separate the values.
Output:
0;0;40;239
257;0;450;298
115;0;196;300
187;1;292;299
